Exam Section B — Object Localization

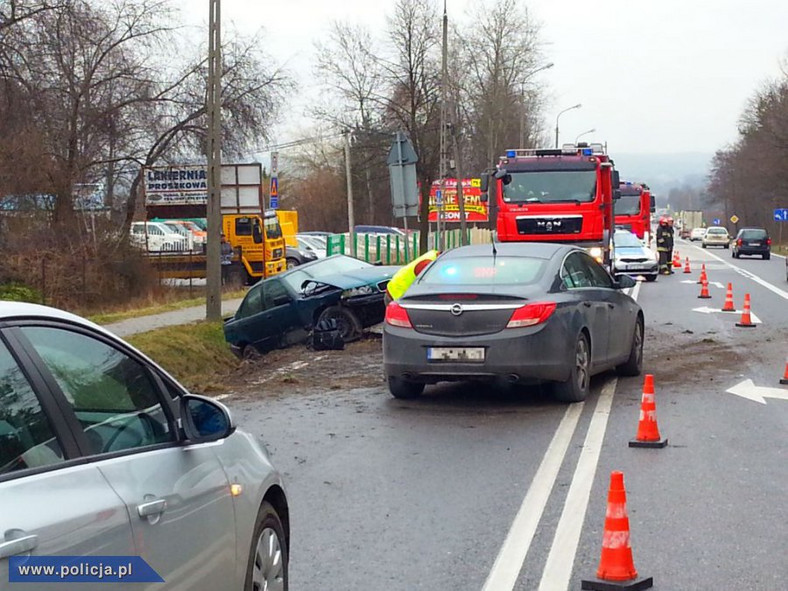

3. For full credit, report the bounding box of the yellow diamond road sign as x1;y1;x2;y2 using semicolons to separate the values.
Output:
730;215;739;224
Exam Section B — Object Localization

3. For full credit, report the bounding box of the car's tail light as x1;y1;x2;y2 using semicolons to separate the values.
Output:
385;301;412;328
506;302;556;328
766;238;772;245
737;239;743;246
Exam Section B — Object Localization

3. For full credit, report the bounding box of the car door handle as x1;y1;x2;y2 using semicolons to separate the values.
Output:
137;498;167;519
0;534;38;558
583;301;592;308
607;303;615;309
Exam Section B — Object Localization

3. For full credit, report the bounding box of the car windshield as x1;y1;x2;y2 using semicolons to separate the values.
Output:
740;229;767;239
281;256;371;292
264;216;282;239
614;194;642;216
419;256;545;286
613;233;643;248
503;170;597;203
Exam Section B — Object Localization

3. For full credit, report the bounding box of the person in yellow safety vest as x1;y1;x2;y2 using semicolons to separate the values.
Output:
385;250;440;305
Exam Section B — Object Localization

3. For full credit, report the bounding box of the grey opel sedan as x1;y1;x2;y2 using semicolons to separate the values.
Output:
383;243;643;402
0;302;288;590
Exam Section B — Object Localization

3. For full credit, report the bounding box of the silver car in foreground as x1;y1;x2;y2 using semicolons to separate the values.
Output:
0;302;288;590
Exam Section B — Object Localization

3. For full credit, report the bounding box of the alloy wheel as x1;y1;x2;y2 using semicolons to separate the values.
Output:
251;527;285;591
576;337;590;392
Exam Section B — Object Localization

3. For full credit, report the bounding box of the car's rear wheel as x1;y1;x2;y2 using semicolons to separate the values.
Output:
318;306;362;342
244;501;288;591
702;243;707;248
553;333;590;403
387;375;425;399
764;253;770;260
724;244;729;249
242;344;262;361
286;258;299;269
616;317;644;377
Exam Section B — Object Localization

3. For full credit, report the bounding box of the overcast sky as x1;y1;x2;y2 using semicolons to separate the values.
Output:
177;0;788;155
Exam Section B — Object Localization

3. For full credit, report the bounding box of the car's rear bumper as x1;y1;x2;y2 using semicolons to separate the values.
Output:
736;246;770;255
382;323;572;384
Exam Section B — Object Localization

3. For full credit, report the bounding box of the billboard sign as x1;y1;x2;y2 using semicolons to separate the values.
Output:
427;178;487;223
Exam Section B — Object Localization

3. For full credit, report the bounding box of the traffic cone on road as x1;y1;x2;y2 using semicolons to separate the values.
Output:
697;263;707;284
581;471;654;591
683;257;691;273
629;374;668;448
721;283;736;312
735;293;756;328
672;251;681;268
697;279;711;299
780;357;788;385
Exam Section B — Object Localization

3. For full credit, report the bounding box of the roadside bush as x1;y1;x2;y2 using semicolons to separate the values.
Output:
0;282;41;303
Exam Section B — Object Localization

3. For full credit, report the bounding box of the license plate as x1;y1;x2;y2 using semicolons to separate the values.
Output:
750;242;760;246
427;347;485;362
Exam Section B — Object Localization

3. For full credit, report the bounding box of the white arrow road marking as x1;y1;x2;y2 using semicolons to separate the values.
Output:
726;379;788;404
689;247;788;301
682;280;724;288
692;307;761;323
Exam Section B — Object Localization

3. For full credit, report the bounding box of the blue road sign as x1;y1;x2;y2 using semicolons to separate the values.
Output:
270;195;278;209
713;218;721;225
774;208;788;222
435;189;442;205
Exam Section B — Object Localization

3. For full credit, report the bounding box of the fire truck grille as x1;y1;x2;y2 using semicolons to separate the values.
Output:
516;216;583;235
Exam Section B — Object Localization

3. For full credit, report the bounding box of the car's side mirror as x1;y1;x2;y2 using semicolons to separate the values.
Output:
615;275;636;289
180;395;234;443
613;189;622;200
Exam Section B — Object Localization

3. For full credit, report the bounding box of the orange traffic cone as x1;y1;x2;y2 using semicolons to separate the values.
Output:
581;471;654;591
780;357;788;385
697;263;707;284
721;282;736;312
672;251;681;268
683;257;691;273
697;279;711;299
629;374;668;448
735;293;756;327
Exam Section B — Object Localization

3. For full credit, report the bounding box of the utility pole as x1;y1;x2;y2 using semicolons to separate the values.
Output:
438;0;448;251
206;0;222;321
343;129;355;237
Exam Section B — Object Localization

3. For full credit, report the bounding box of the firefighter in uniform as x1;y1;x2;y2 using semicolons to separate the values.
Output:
666;216;676;272
385;250;440;305
656;217;673;275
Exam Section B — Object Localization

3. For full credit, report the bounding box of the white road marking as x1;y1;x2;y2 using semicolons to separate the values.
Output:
688;246;788;301
726;379;788;404
692;307;761;323
481;402;585;591
251;356;325;385
538;379;618;591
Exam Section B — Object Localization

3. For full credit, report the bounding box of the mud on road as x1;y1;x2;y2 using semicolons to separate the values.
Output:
219;312;781;402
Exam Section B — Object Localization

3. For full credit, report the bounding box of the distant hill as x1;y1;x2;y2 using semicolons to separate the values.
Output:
612;152;713;200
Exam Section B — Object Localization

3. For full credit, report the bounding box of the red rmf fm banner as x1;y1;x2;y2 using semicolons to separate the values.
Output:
424;178;488;223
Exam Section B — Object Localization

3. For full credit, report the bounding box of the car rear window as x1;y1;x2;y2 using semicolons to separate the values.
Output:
740;229;767;239
707;228;727;235
418;256;545;286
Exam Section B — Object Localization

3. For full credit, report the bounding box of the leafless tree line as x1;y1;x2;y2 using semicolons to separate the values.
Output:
706;62;788;241
285;0;550;244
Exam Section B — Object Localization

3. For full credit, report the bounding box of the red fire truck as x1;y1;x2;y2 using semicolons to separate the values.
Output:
481;143;620;265
614;181;655;244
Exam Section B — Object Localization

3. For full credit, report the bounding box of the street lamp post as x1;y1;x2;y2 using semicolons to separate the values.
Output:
555;103;582;148
519;62;554;147
575;128;596;143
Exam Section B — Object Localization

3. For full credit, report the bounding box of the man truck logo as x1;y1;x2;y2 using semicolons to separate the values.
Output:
450;304;464;316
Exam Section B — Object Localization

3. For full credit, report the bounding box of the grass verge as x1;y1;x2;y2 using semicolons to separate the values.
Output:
126;321;239;393
86;288;247;325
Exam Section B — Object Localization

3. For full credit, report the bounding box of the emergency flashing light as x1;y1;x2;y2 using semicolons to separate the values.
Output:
506;150;517;158
582;148;593;156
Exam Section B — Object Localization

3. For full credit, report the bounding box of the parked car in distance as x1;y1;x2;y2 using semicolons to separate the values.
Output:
354;225;407;237
702;226;730;249
732;228;771;260
129;221;188;252
690;227;707;241
224;254;400;358
0;301;289;591
285;243;318;269
382;243;643;402
297;234;327;258
612;230;658;282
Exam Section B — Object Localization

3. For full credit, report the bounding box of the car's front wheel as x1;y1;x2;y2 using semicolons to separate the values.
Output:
286;258;299;270
244;501;288;591
387;375;425;399
318;306;362;342
553;333;590;403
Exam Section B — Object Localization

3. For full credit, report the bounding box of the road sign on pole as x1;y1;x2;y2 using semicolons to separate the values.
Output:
774;208;788;222
729;214;739;224
713;218;721;225
269;176;279;209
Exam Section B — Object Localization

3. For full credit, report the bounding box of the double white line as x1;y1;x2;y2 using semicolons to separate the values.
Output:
482;281;641;591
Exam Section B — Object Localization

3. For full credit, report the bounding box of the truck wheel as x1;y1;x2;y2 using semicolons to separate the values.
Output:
317;306;362;342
